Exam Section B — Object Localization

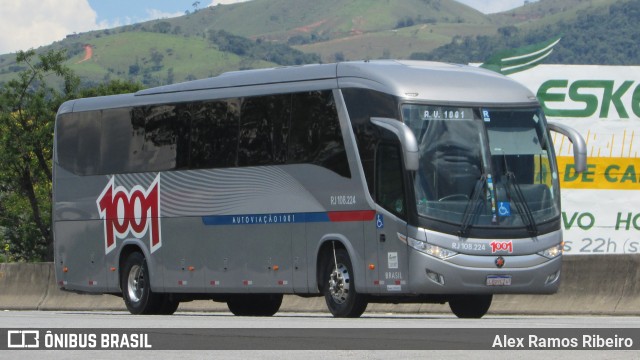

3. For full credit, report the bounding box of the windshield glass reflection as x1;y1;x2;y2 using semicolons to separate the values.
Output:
402;104;560;233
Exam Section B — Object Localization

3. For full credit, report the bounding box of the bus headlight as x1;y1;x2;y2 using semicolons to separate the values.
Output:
409;238;457;260
538;243;563;259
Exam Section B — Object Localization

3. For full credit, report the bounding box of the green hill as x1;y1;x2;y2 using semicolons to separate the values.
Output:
0;0;496;86
415;0;639;65
0;29;287;88
172;0;490;41
139;0;494;62
71;31;277;85
0;0;637;88
490;0;621;28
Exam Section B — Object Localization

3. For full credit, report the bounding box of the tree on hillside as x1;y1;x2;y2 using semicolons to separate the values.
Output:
0;49;144;262
412;1;640;65
208;30;321;66
0;49;79;261
152;21;172;34
78;79;144;98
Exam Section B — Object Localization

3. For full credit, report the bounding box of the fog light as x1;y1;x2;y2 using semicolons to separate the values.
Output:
545;271;560;284
426;269;445;285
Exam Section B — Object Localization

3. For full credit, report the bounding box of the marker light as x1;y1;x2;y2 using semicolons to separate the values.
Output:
408;238;457;260
538;243;563;259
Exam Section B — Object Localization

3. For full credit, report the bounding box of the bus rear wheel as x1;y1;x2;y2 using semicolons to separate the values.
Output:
448;294;492;319
227;294;283;316
156;294;180;315
322;248;368;318
121;252;171;315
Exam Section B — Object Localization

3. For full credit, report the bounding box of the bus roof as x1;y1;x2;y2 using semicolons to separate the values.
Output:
61;60;538;114
136;60;536;105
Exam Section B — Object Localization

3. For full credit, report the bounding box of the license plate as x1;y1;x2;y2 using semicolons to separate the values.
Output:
486;275;512;286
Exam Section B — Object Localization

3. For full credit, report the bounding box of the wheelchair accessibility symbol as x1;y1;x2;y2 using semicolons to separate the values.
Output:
376;214;384;229
498;202;511;217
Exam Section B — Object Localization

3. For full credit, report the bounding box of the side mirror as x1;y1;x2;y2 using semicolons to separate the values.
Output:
370;117;419;171
547;121;587;173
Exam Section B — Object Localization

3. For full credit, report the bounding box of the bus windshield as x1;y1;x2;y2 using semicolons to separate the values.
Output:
402;104;560;236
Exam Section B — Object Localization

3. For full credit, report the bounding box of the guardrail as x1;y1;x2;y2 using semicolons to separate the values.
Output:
1;256;638;314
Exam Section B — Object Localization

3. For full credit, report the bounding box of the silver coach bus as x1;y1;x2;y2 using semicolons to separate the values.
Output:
53;60;586;318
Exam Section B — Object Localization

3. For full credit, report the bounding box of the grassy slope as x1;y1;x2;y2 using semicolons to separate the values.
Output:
71;32;275;82
172;0;491;41
0;0;489;84
0;31;276;86
150;0;496;63
0;0;495;85
297;22;497;62
490;0;624;29
0;0;628;86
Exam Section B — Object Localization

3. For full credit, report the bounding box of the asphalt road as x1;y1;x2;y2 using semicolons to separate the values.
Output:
2;311;639;359
3;310;640;328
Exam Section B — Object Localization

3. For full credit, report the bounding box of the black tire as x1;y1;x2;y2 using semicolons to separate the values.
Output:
322;248;368;318
448;294;492;319
227;294;283;316
156;294;180;315
121;252;165;315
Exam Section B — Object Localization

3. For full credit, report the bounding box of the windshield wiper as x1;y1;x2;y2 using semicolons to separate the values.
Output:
504;171;538;236
458;174;487;238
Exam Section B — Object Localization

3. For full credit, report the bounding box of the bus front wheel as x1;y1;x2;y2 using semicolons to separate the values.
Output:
448;294;492;319
322;248;368;318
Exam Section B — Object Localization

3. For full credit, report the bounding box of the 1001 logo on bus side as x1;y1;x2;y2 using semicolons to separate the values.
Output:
96;175;161;254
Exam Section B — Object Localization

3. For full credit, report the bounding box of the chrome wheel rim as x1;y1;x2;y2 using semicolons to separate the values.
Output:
127;264;144;303
328;263;350;304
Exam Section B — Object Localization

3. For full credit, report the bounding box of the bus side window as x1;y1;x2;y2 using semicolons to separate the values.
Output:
141;105;183;171
238;95;291;167
102;107;141;174
343;88;398;195
190;100;238;169
289;91;350;178
56;111;101;175
376;143;406;219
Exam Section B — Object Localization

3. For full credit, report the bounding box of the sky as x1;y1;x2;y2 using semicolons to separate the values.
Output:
0;0;536;55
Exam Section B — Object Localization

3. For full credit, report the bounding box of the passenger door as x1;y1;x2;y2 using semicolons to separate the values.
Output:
375;143;409;294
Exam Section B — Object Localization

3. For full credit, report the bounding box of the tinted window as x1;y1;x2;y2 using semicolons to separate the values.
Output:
190;100;239;168
100;106;189;174
238;95;291;166
376;144;406;218
57;91;350;176
343;88;398;195
56;112;100;175
100;108;139;174
134;105;187;172
289;91;350;178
